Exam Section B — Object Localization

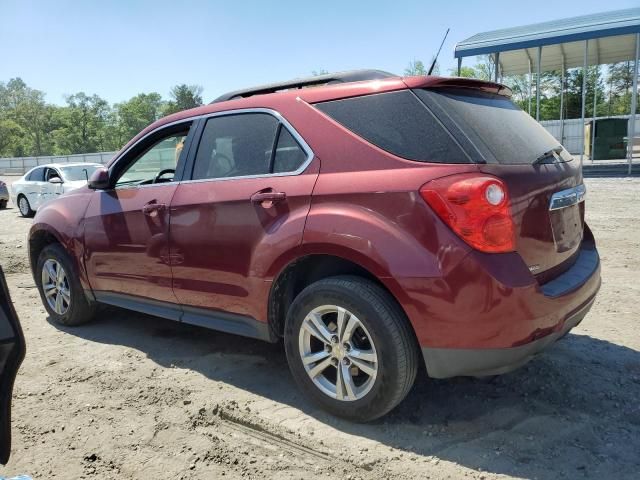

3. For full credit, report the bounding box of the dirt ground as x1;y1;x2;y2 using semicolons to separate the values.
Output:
0;175;639;480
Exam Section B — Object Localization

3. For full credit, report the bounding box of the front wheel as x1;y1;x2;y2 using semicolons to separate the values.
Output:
36;244;96;326
284;276;419;422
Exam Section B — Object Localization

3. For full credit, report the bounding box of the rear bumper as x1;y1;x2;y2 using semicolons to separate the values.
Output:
422;294;596;378
394;225;601;378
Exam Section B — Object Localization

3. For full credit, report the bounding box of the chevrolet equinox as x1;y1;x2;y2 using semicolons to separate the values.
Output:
28;71;601;421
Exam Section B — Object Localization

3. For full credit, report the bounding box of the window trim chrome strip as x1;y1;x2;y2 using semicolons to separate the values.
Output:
549;184;586;211
108;108;315;190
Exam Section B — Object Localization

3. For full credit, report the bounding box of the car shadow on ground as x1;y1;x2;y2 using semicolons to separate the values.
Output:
49;308;640;480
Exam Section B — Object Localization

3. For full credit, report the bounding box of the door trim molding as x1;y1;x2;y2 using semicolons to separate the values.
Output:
92;291;274;342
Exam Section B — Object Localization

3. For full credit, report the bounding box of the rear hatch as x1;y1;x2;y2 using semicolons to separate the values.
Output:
414;86;584;277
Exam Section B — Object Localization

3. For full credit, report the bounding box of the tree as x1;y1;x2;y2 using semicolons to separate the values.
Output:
163;84;203;116
52;92;110;154
0;78;58;156
114;92;164;142
404;57;439;76
312;69;329;76
449;56;494;80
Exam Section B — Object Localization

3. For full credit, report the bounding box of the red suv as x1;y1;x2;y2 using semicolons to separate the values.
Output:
28;71;600;421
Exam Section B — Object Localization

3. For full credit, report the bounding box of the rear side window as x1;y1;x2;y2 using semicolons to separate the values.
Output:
273;128;307;173
315;90;468;163
193;113;278;180
414;89;565;165
27;167;45;181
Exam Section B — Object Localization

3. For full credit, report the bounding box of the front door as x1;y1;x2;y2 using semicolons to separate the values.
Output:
84;122;194;306
169;112;318;322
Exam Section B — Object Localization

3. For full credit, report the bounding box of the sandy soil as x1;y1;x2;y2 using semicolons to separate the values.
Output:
0;176;639;480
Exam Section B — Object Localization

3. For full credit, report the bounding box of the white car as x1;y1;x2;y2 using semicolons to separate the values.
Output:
10;163;103;217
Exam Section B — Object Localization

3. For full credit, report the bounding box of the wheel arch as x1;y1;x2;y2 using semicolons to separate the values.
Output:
267;251;416;342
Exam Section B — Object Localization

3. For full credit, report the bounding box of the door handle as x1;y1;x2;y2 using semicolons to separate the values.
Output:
142;202;166;216
250;190;286;208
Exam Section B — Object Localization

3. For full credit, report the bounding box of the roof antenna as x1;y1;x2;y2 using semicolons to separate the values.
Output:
427;28;450;75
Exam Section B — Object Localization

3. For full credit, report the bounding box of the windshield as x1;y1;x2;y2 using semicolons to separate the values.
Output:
60;165;101;181
414;88;572;165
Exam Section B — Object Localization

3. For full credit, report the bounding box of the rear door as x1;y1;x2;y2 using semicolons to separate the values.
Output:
24;166;46;209
0;267;26;465
414;88;584;276
169;111;318;322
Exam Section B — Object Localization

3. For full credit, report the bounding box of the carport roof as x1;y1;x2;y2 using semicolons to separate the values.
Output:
455;8;640;75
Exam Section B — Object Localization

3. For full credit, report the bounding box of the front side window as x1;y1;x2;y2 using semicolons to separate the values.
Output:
192;113;279;180
45;168;61;182
115;129;189;188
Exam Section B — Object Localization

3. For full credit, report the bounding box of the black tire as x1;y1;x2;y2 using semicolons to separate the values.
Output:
17;195;34;217
284;275;419;422
35;243;96;326
0;199;7;209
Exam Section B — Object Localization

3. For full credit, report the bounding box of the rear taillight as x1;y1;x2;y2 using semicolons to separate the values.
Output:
419;174;515;253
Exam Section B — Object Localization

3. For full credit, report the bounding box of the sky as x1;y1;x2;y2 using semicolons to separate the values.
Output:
1;0;638;105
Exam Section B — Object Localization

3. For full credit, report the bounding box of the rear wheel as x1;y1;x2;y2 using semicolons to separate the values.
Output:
0;199;6;209
36;244;96;326
17;195;34;217
284;276;418;422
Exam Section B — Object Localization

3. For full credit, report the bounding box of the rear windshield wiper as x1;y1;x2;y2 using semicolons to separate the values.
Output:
533;145;563;165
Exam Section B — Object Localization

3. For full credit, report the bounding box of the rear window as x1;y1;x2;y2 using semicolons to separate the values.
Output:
315;90;469;163
414;89;566;165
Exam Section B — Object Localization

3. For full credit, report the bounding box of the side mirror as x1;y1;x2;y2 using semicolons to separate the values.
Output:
48;177;63;184
88;167;110;190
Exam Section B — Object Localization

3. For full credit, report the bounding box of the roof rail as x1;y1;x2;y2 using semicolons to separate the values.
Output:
211;69;395;103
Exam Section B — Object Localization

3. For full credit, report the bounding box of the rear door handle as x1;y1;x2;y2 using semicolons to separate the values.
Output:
250;190;286;208
142;201;166;216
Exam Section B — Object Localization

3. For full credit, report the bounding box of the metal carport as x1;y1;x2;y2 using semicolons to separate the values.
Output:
455;8;640;174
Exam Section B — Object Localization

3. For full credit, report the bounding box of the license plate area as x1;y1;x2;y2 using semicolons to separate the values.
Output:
550;204;583;253
549;184;586;253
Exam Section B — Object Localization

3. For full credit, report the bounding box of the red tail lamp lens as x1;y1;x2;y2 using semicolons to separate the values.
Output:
420;175;515;253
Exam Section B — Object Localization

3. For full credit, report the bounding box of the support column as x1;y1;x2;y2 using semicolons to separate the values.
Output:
494;52;500;82
528;56;533;115
591;66;598;163
536;46;542;121
560;54;566;144
590;40;600;163
580;40;589;167
628;33;639;175
457;57;462;76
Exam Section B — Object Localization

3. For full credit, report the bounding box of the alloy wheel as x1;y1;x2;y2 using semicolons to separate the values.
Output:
41;259;71;315
19;197;29;216
298;305;378;401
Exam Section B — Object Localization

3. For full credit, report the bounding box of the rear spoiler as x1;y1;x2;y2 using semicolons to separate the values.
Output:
403;76;512;98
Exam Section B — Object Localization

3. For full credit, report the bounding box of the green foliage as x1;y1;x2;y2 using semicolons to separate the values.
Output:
449;57;636;121
449;56;494;80
0;78;205;158
404;58;439;76
163;84;204;116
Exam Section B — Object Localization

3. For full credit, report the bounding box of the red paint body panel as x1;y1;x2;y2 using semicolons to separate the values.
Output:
29;74;600;376
169;159;320;321
83;185;179;302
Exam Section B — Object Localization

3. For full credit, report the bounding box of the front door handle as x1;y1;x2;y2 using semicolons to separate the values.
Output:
250;190;286;208
142;201;166;216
